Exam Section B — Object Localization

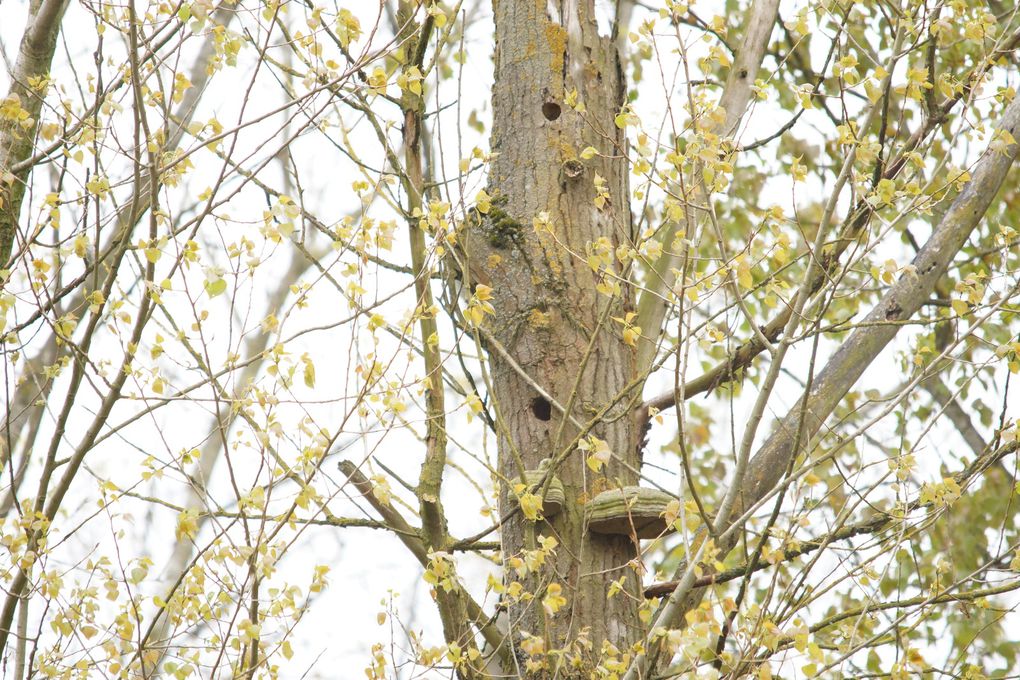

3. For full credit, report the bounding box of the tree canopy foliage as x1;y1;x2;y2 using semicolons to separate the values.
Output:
1;0;1019;678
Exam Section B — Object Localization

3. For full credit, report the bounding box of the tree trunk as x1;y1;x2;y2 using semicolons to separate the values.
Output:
0;0;70;267
473;0;642;669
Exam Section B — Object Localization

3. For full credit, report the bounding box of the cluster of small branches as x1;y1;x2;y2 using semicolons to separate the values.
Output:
0;0;1018;679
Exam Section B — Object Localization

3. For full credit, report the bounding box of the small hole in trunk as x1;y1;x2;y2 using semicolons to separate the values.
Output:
530;397;552;421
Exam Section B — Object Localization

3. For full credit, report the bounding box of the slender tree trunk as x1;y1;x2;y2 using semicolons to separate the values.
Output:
474;0;642;667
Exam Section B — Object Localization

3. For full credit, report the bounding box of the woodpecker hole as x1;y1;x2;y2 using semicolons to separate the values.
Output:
542;101;561;121
562;159;583;179
530;397;552;421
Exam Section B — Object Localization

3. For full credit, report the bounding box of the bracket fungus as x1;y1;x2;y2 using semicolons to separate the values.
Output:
585;486;677;539
514;460;565;518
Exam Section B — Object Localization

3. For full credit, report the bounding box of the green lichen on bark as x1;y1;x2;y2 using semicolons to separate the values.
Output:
481;205;524;249
469;194;521;250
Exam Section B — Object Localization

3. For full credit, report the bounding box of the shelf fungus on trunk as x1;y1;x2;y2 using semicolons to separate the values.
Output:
514;461;565;518
585;487;677;539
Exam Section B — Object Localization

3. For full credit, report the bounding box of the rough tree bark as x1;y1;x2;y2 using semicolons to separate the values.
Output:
471;0;643;665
